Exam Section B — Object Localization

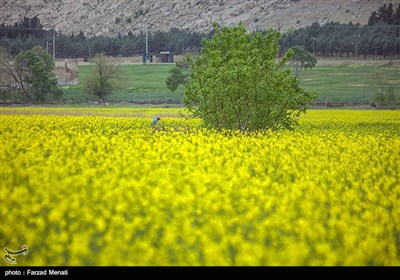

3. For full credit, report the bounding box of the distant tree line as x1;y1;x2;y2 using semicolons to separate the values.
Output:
280;3;400;59
0;3;399;59
0;17;207;58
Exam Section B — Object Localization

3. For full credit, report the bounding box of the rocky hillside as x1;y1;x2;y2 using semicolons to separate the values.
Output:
0;0;392;36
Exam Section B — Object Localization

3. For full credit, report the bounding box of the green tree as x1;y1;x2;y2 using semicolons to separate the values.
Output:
0;46;61;102
290;45;317;76
184;23;318;133
84;53;123;101
165;61;188;92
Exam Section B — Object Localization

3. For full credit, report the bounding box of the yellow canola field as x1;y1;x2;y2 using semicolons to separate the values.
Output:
1;109;399;265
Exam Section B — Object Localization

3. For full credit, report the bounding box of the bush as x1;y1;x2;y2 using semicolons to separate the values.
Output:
372;87;400;109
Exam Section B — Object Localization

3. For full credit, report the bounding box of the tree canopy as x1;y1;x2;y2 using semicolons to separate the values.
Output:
290;45;317;76
184;23;318;133
0;46;61;102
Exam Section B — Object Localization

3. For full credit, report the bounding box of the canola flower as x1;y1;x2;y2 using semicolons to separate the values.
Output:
0;109;399;266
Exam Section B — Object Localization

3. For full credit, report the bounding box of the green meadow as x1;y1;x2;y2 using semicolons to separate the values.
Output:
62;62;399;105
63;64;184;104
301;64;400;104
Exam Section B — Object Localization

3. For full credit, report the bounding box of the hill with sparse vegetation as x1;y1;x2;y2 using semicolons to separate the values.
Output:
0;0;392;36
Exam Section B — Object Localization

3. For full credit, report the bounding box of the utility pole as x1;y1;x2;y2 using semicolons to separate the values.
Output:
88;37;91;59
312;37;316;55
145;25;148;55
145;25;150;63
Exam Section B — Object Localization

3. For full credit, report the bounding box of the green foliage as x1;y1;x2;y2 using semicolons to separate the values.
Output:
184;23;318;133
372;86;400;109
280;2;400;59
84;53;123;101
368;3;400;26
165;61;188;92
290;45;317;76
14;46;62;102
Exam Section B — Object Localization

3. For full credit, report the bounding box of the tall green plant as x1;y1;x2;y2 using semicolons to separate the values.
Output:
184;23;318;133
165;61;189;92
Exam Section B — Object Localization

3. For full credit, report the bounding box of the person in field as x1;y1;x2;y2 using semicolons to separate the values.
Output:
151;116;160;125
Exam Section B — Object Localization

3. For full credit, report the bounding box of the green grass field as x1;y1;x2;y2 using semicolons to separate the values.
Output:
301;64;400;104
61;62;400;105
63;64;184;103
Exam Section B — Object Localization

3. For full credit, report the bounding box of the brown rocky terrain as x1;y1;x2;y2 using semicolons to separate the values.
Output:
0;0;393;36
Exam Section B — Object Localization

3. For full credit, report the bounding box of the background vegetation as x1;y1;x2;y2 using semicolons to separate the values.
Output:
280;3;400;59
0;3;399;59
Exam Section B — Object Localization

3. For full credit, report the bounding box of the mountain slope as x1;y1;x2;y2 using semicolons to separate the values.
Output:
0;0;392;36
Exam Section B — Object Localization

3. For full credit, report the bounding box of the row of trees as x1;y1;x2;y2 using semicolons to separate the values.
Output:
0;3;399;59
0;24;207;58
0;16;45;38
280;3;400;58
280;21;399;59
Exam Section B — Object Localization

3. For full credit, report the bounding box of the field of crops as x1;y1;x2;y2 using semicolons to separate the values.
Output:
1;108;399;266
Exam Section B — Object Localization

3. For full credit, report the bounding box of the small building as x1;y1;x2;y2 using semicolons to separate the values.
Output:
143;51;174;64
54;59;79;85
